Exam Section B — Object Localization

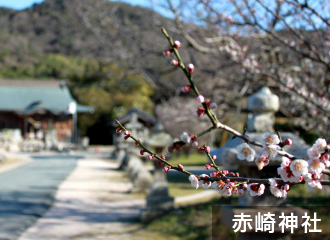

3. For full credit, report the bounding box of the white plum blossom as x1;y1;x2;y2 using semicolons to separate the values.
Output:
225;188;232;196
261;132;281;159
308;159;325;174
270;185;283;198
192;140;198;148
208;102;217;109
199;174;211;189
262;132;280;147
290;159;309;177
247;183;265;196
312;138;327;154
268;178;277;187
281;157;291;167
277;167;300;183
212;181;228;195
180;132;191;143
212;181;220;190
303;172;312;181
307;179;322;189
307;147;321;159
323;159;330;168
232;188;239;196
262;144;281;159
255;154;269;170
236;143;256;162
281;189;288;199
238;188;245;196
277;158;302;183
189;175;199;189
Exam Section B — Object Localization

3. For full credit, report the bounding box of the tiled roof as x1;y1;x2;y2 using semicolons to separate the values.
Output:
0;79;93;115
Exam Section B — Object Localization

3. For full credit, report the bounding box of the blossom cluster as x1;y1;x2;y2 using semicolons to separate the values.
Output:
186;136;330;199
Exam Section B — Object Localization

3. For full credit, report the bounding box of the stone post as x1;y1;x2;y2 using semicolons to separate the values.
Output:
140;123;174;222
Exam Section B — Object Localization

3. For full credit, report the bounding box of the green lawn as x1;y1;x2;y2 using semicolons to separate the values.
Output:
168;153;208;167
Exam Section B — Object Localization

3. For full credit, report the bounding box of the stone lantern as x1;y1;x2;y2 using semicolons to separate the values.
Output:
214;87;309;239
216;86;309;206
140;123;174;221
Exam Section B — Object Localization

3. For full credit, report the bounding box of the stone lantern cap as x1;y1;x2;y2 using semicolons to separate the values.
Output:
247;86;279;113
146;123;172;148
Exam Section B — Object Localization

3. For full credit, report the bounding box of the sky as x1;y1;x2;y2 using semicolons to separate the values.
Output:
0;0;157;10
0;0;44;10
0;0;172;18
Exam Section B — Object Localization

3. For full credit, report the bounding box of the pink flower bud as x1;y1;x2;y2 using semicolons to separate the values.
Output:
322;154;330;161
212;155;217;160
178;164;184;170
204;164;211;170
181;85;191;93
116;127;122;133
163;166;170;173
210;171;217;178
167;146;174;153
163;49;173;56
157;160;164;166
170;59;179;66
187;63;194;74
205;146;210;154
124;130;131;136
283;138;293;146
147;155;153;161
140;149;145;155
124;135;130;140
174;40;181;49
161;154;166;160
196;107;205;117
196;95;205;103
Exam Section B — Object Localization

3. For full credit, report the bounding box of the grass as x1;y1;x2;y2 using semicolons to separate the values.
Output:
168;153;208;167
139;198;238;240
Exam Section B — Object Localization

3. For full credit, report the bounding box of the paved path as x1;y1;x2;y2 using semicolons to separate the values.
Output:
0;154;79;240
18;156;145;240
17;152;219;240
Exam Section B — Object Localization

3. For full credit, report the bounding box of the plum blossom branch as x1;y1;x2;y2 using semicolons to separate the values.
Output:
161;27;219;127
115;25;330;199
